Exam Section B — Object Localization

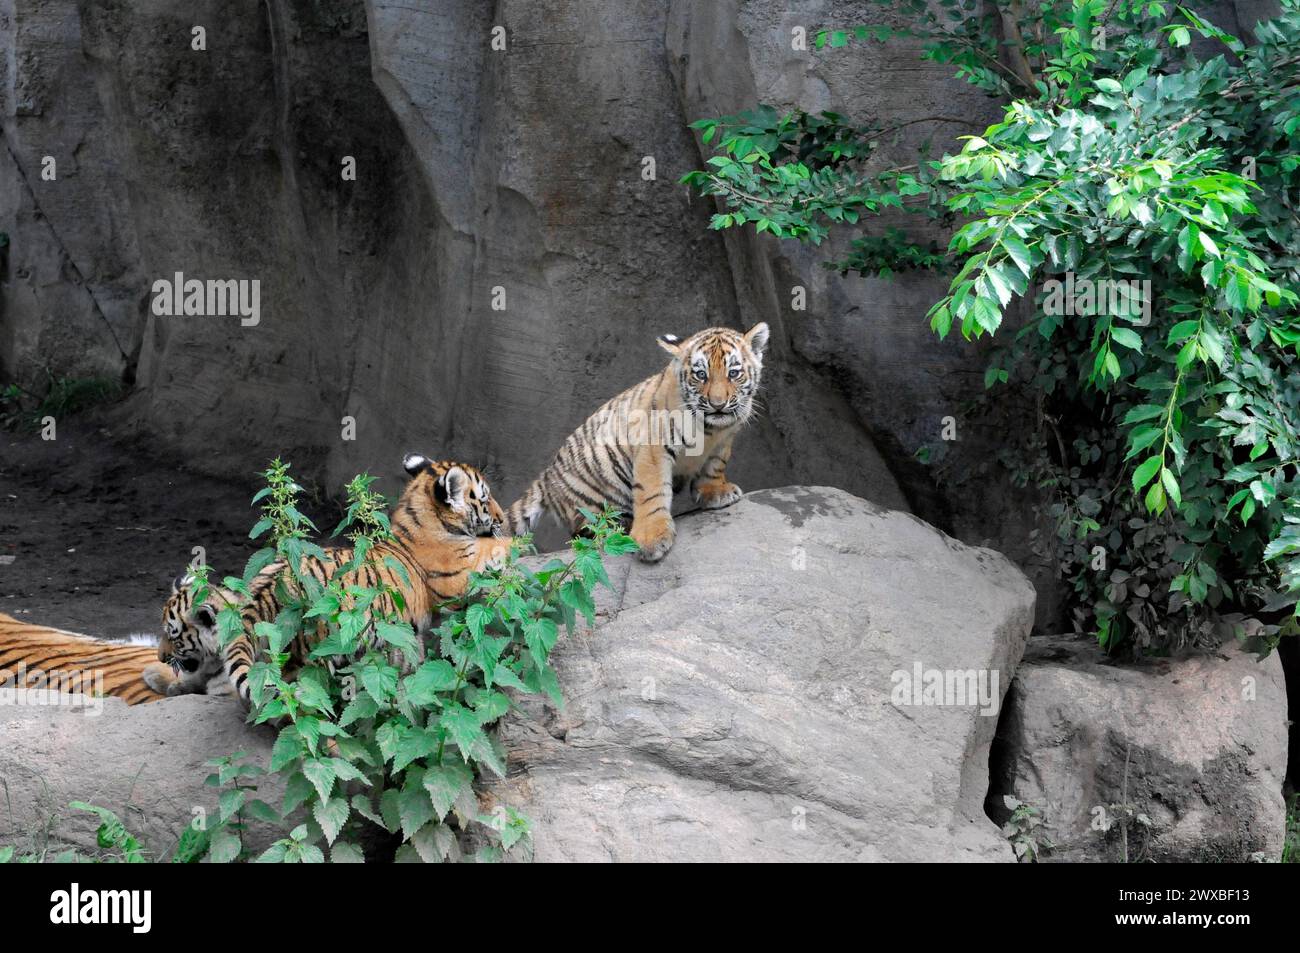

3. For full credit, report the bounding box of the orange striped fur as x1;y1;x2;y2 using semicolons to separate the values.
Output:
0;612;165;705
154;456;514;711
505;324;769;561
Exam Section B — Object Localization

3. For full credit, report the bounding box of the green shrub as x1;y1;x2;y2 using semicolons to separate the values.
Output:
1;373;121;431
683;0;1300;656
194;460;636;862
0;802;150;863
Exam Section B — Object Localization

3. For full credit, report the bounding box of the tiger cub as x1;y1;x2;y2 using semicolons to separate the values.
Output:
147;456;512;710
3;611;176;705
142;567;278;697
504;323;769;562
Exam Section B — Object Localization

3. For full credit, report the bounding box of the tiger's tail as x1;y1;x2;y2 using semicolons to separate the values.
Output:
504;476;547;536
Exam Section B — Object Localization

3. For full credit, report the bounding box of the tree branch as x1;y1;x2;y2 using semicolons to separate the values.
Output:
998;0;1039;91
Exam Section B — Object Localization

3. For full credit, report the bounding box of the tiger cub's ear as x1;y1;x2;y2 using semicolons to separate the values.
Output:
403;453;432;476
171;573;192;595
657;333;683;356
434;465;469;508
193;604;217;629
744;322;770;359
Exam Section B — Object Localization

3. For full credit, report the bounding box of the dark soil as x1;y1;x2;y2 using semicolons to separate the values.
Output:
0;415;300;639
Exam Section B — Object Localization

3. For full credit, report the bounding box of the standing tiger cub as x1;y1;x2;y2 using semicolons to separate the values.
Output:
505;323;769;562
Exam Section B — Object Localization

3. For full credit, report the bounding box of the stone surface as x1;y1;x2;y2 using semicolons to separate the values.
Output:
0;0;907;522
0;691;281;860
488;486;1037;861
990;634;1290;863
0;486;1037;862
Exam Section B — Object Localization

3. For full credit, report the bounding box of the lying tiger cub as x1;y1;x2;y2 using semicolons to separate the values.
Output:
145;455;512;709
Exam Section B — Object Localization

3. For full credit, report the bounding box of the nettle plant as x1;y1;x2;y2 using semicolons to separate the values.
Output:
683;0;1300;656
196;460;635;862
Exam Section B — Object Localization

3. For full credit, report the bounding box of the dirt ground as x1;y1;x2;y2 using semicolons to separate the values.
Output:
0;412;324;639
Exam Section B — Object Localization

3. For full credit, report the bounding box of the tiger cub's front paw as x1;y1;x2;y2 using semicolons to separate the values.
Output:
631;514;676;563
695;481;743;510
142;662;176;695
482;538;513;570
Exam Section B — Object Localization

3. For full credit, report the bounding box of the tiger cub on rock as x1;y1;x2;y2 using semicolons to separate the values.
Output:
145;455;513;709
504;323;769;562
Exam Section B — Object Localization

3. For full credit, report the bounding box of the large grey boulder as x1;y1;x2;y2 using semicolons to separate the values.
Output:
0;691;280;860
990;635;1289;862
1;486;1036;862
487;486;1037;861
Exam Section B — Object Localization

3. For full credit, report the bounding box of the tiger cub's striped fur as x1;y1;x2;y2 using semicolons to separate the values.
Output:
1;612;168;705
143;566;279;698
152;456;512;710
505;323;769;562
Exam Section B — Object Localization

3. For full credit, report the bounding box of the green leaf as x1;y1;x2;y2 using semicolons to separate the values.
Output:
271;729;306;772
1167;320;1200;346
410;823;458;863
170;825;211;864
423;763;474;822
1001;236;1034;278
1103;350;1121;380
398;774;435;839
359;662;399;704
218;788;246;823
208;829;242;864
474;690;511;724
1122;404;1164;425
439;704;489;758
1132;455;1163;493
282;771;314;816
244;799;282;825
255;843;289;863
376;619;419;659
339;693;379;728
330;841;365;863
466;603;493;640
216;607;243;649
559;579;596;625
1110;327;1143;352
1160;468;1182;508
391;728;439;774
1144;480;1167;514
294;670;334;713
523;617;560;667
302;758;337;802
379;788;403;834
403;660;460;705
312;796;350;846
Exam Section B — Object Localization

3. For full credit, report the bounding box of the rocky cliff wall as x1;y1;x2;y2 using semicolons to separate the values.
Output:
1;0;1280;615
